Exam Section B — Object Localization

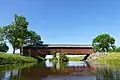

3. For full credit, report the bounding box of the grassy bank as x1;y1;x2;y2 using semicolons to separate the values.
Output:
68;56;84;61
97;53;120;66
0;53;37;65
48;56;84;61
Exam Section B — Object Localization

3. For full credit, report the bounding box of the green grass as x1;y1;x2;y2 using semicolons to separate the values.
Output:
97;52;120;67
68;56;84;61
48;56;84;61
0;53;37;65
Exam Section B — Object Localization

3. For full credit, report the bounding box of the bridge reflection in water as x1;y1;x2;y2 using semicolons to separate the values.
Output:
21;61;96;80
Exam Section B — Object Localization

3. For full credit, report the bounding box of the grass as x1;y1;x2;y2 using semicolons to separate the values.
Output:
68;56;84;61
67;56;84;61
97;52;120;67
48;56;84;61
0;53;37;65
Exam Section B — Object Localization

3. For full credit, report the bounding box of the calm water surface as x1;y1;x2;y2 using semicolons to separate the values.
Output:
0;60;120;80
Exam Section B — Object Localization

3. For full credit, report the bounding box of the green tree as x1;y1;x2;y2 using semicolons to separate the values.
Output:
13;14;28;53
3;24;17;53
114;47;120;52
0;27;5;42
0;43;9;52
3;14;28;54
0;27;9;52
2;14;43;54
108;47;120;52
92;34;115;52
24;30;43;46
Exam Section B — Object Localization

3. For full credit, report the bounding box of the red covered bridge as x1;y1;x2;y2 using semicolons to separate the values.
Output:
23;44;94;60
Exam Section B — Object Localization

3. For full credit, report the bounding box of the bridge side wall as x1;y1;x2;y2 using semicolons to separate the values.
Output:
23;47;94;56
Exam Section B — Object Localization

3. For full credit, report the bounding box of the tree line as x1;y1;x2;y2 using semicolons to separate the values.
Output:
0;14;43;54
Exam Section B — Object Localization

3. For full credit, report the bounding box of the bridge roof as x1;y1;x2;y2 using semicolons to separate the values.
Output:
24;44;93;48
42;44;92;48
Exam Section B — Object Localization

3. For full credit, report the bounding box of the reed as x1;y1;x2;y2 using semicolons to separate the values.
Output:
97;53;120;66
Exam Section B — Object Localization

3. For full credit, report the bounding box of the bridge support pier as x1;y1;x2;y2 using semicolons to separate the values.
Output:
82;54;90;61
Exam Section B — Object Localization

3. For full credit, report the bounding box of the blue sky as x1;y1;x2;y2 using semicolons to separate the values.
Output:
0;0;120;52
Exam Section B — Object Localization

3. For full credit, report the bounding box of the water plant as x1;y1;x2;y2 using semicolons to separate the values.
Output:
97;53;120;67
49;52;69;62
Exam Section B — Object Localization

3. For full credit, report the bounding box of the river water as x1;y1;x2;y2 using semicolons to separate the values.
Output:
0;60;120;80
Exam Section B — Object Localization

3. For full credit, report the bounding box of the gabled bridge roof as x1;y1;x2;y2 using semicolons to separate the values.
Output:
43;44;92;48
24;44;92;48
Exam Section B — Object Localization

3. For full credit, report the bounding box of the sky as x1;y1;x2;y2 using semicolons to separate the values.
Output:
0;0;120;53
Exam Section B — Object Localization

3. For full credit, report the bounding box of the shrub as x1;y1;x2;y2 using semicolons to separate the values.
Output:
0;53;37;65
49;53;69;62
59;53;69;62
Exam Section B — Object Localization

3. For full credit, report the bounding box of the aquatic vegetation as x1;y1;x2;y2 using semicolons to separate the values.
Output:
0;53;37;65
97;53;120;67
49;53;69;62
59;53;69;62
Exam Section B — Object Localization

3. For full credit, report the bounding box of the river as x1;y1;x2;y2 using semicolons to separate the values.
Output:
0;60;120;80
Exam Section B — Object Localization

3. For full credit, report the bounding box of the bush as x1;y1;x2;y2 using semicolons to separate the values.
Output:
49;53;69;62
0;43;9;52
59;53;69;62
0;53;37;65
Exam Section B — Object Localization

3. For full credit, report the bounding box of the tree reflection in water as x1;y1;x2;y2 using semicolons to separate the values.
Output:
0;63;35;80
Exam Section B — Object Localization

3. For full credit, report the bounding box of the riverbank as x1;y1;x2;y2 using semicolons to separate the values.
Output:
97;52;120;67
0;53;37;65
0;63;35;71
48;56;84;61
68;56;84;61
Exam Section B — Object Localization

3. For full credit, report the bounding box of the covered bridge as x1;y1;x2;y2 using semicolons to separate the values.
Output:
23;44;94;60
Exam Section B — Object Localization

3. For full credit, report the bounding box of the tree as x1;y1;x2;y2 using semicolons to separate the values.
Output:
108;47;120;52
0;27;9;52
24;30;43;46
13;14;28;53
0;27;5;42
3;14;28;54
92;34;115;52
3;24;17;53
2;14;43;54
0;43;9;52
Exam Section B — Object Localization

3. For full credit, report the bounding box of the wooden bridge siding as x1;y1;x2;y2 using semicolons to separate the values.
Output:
49;48;93;54
23;47;93;56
